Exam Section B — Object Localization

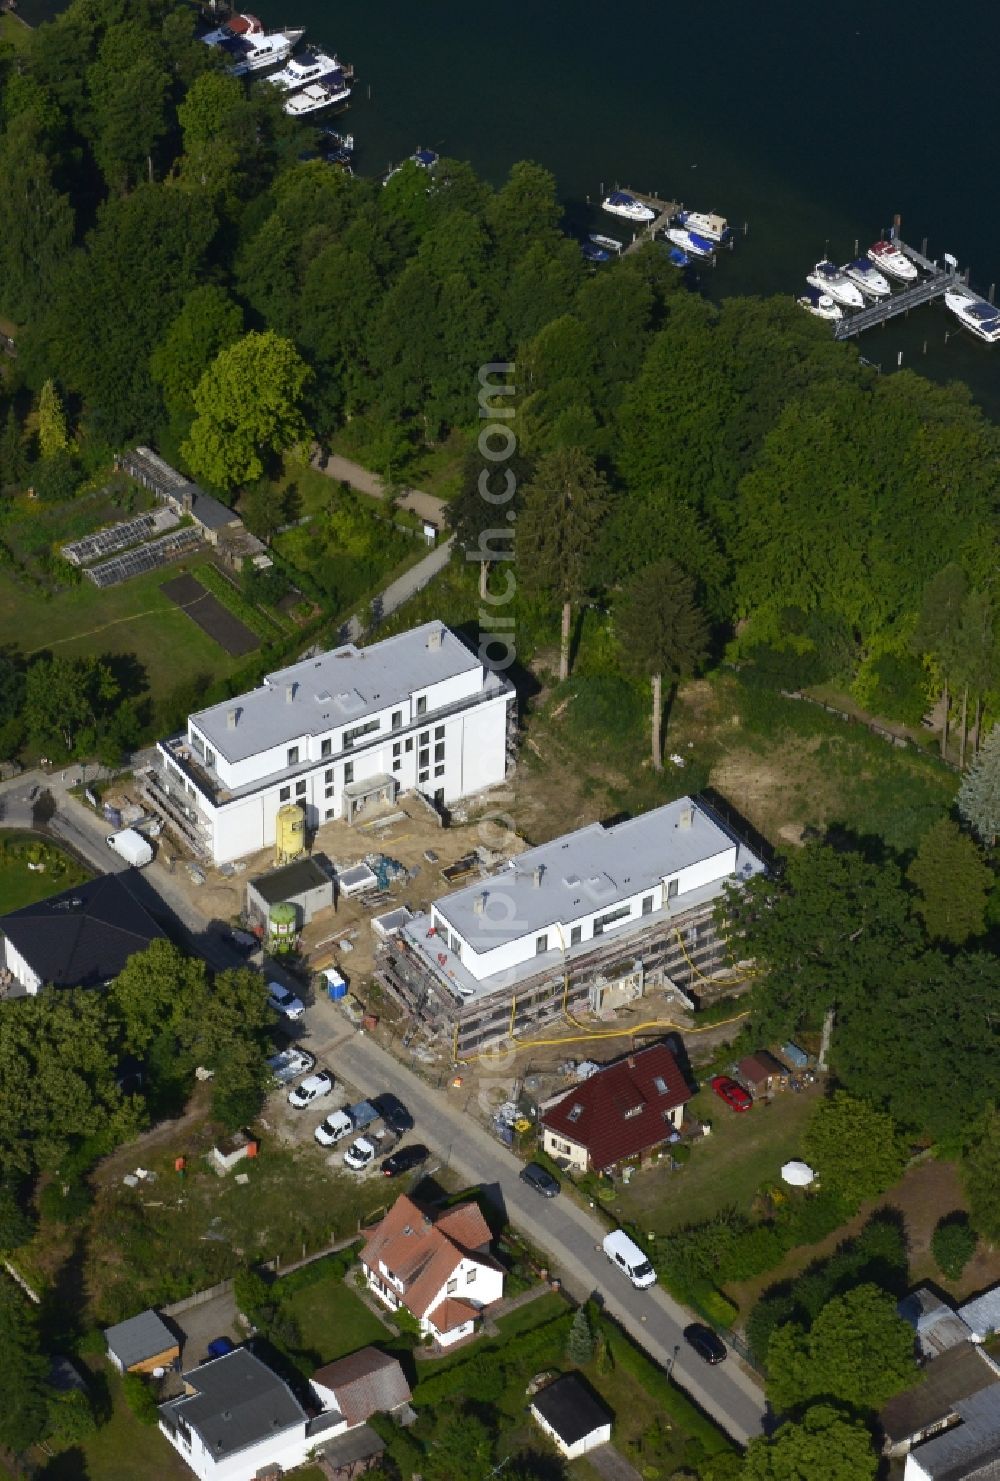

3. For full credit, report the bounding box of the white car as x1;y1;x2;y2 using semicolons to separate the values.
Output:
268;982;305;1020
266;1047;316;1086
343;1137;376;1171
314;1108;354;1147
288;1071;334;1109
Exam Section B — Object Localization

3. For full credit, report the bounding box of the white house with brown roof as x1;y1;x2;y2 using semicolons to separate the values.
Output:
358;1195;504;1347
310;1347;411;1426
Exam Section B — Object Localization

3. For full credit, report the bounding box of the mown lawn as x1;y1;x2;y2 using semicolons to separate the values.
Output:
0;555;241;698
281;1275;390;1367
0;832;90;910
35;1366;190;1481
615;1080;823;1238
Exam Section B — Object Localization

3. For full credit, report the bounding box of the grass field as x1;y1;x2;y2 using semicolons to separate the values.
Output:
0;555;242;698
281;1274;391;1367
34;1365;191;1481
615;1081;823;1239
0;832;91;910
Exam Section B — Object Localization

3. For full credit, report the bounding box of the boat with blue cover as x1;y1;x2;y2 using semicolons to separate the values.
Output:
269;47;345;93
807;261;864;309
797;284;842;321
945;288;1000;343
665;225;714;259
581;241;611;263
843;257;892;299
602;191;656;223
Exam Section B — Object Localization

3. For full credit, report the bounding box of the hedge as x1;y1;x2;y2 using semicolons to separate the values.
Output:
596;1314;733;1456
196;562;287;638
274;1241;362;1299
411;1312;574;1406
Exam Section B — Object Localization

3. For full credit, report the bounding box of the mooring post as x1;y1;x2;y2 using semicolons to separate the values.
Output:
897;350;903;367
853;238;859;257
990;284;996;305
921;236;928;257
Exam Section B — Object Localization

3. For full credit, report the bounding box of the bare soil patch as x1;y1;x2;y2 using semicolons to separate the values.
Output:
161;573;259;657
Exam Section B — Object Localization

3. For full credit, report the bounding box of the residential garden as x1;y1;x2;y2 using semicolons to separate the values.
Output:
0;833;90;912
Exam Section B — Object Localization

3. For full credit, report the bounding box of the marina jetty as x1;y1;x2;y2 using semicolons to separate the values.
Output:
617;190;682;254
833;237;966;341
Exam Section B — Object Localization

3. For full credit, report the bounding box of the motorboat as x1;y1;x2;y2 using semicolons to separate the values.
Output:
944;288;1000;344
843;258;892;299
269;48;344;93
664;244;690;267
664;225;714;259
283;79;351;116
589;233;624;255
868;239;918;283
581;241;611;263
797;285;843;321
676;209;730;242
806;261;864;309
412;147;439;170
204;14;306;76
601;191;656;223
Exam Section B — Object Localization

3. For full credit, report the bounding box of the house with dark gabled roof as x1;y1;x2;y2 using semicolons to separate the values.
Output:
0;874;166;995
358;1194;504;1348
541;1042;692;1175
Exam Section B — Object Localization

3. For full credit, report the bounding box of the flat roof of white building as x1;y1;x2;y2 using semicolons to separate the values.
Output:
192;622;488;764
434;796;758;951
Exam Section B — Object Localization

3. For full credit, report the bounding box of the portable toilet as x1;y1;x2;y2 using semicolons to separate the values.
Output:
274;803;305;865
323;967;348;1001
268;902;298;953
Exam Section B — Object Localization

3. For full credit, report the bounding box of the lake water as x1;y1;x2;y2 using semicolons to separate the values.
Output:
18;0;1000;413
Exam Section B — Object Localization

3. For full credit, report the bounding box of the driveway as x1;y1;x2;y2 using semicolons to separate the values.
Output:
315;1028;767;1447
166;1289;242;1369
586;1445;644;1481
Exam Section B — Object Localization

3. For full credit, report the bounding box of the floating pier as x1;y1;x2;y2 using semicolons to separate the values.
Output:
832;239;962;340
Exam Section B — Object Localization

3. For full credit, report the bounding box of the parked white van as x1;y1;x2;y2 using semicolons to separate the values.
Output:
602;1230;657;1289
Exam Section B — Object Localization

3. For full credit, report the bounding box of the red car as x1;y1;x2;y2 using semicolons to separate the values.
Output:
710;1075;752;1113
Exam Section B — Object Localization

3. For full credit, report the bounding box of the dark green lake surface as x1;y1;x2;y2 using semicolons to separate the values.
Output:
18;0;1000;411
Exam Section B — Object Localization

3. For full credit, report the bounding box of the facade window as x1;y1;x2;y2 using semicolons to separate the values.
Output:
325;808;335;820
279;786;291;802
325;769;333;784
325;786;334;799
667;878;679;900
435;725;445;739
295;780;306;797
419;748;429;769
418;769;429;783
205;748;215;768
570;925;582;946
416;696;427;716
344;762;354;785
392;710;402;730
593;905;631;936
287;746;299;767
446;1278;458;1294
321;737;332;758
405;738;414;753
642;894;654;915
392;760;401;773
392;741;401;758
536;933;548;955
434;742;445;762
343;717;380;750
466;1268;477;1284
434;764;445;777
419;731;429;745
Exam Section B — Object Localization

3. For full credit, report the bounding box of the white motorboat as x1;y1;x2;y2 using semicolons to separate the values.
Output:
868;239;918;283
282;78;351;115
601;191;656;223
676;209;730;242
269;48;343;93
944;288;1000;344
665;225;714;259
806;261;864;309
589;233;624;255
842;258;892;299
797;285;843;321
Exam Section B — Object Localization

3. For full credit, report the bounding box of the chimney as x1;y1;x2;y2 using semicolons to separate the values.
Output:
473;893;486;915
285;682;296;704
679;803;694;830
427;628;443;651
226;709;238;730
627;1055;636;1069
532;865;544;888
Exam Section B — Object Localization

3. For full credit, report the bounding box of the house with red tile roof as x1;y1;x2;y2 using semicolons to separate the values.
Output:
310;1347;411;1427
541;1042;692;1175
358;1195;504;1348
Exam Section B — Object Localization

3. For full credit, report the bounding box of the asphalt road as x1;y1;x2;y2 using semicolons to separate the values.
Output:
321;1028;768;1446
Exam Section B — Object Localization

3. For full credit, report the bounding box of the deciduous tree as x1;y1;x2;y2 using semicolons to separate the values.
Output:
911;563;969;760
767;1285;916;1414
907;817;992;944
0;1279;49;1452
963;1110;1000;1243
183;331;311;490
802;1093;906;1207
744;1404;877;1481
932;1214;977;1281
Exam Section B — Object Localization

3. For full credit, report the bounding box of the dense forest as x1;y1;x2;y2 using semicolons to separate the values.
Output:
0;0;999;752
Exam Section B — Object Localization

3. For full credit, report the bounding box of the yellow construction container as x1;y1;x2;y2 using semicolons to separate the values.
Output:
274;803;306;864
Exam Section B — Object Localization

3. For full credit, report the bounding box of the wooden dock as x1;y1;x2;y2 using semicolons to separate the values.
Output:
617;190;682;255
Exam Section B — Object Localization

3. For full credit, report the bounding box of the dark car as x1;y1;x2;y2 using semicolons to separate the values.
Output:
684;1323;727;1365
519;1162;561;1198
372;1093;414;1135
381;1144;429;1178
